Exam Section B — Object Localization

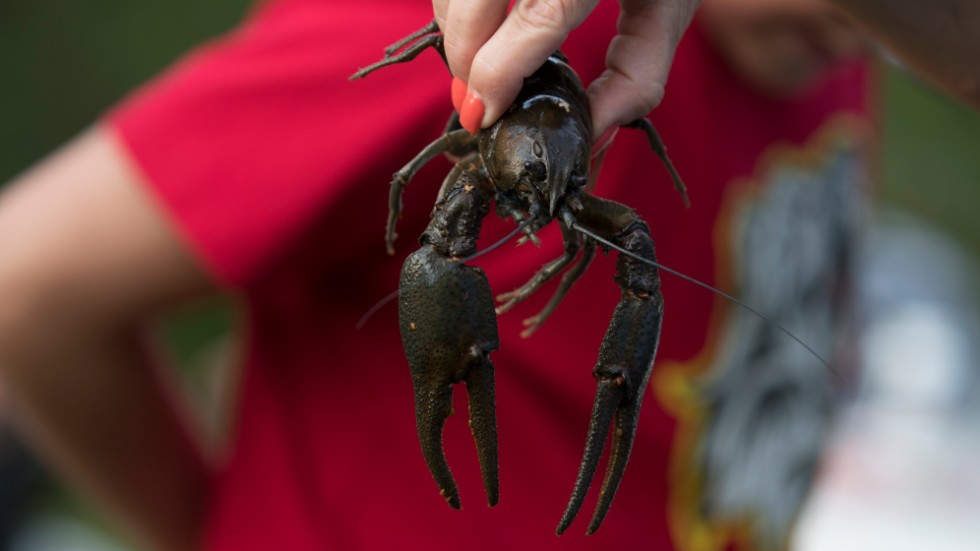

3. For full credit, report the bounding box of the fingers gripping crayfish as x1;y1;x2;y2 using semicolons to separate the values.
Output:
351;21;688;535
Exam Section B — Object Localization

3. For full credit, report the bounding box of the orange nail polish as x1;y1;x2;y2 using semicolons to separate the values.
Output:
591;126;619;158
459;91;485;134
451;77;467;112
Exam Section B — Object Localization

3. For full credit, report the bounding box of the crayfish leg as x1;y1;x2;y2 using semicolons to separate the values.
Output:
398;166;500;509
520;238;596;338
385;129;474;254
495;224;582;315
624;118;690;207
383;19;440;58
349;20;444;80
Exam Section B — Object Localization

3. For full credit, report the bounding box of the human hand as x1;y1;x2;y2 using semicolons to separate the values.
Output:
433;0;701;140
700;0;866;96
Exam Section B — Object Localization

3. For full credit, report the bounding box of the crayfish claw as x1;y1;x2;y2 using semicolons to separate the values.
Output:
588;399;640;534
399;247;500;510
411;351;500;509
557;288;662;535
414;378;461;509
464;356;500;506
556;379;624;535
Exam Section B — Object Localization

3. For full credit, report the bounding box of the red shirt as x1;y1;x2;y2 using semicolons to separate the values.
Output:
109;0;872;549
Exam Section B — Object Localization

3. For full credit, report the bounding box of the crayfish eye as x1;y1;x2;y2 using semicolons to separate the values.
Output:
571;174;589;188
523;159;547;182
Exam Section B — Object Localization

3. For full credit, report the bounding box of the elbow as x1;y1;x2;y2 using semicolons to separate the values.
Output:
0;264;100;384
0;271;33;350
0;271;53;381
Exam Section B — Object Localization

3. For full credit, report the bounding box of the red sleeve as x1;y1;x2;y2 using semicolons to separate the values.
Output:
106;0;449;286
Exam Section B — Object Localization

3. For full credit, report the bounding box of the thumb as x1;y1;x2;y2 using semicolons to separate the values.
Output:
589;0;699;138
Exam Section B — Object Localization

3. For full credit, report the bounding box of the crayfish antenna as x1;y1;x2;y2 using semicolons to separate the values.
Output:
570;222;837;379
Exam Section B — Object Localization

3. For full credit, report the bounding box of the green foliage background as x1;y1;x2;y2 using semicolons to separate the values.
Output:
880;69;980;256
0;0;253;181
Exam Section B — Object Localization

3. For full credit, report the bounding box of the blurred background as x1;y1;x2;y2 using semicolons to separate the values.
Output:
0;1;978;549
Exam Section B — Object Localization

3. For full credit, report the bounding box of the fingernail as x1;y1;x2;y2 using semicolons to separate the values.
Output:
591;126;619;158
459;91;485;134
451;77;467;112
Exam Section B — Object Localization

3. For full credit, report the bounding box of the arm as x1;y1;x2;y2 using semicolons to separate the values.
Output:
0;127;215;551
829;0;979;107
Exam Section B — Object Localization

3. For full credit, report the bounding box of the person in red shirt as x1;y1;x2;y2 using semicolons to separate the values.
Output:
0;0;973;550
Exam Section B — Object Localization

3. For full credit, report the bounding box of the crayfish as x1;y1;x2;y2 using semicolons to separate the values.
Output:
351;20;688;535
